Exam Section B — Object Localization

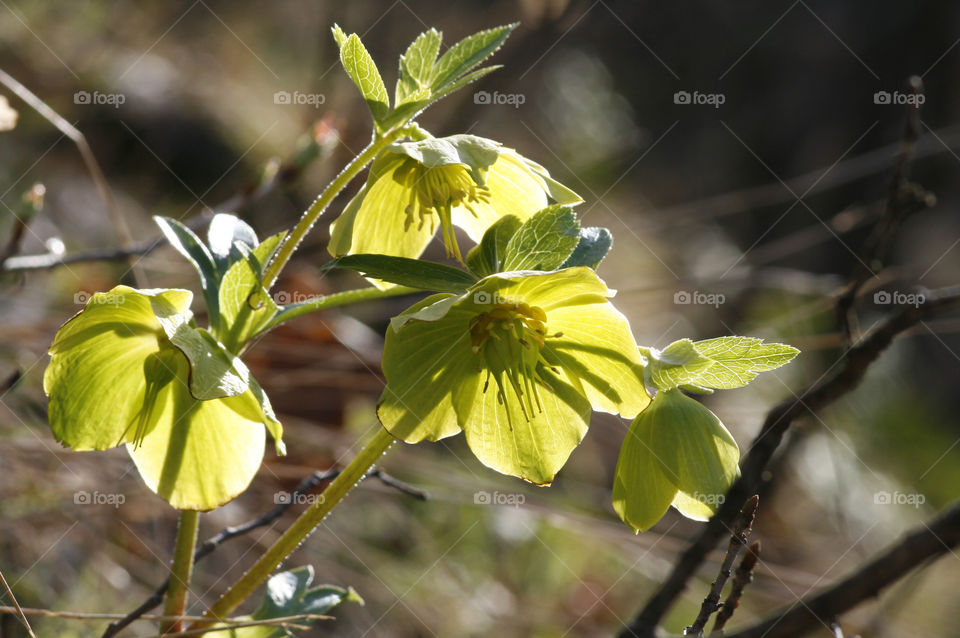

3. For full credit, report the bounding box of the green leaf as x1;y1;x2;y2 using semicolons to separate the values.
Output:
430;24;516;91
217;232;286;352
690;337;800;389
335;29;390;123
154;216;220;330
465;214;522;277
207;213;259;274
644;337;799;392
396;28;442;106
323;254;478;292
162;323;250;401
220;566;362;637
429;65;502;102
501;205;581;271
561;227;613;269
644;339;714;392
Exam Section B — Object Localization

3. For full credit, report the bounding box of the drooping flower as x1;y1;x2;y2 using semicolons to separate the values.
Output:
377;267;649;484
328;134;581;272
44;286;283;510
613;388;740;532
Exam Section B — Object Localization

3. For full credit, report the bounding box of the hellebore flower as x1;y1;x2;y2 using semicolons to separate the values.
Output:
44;286;283;510
328;134;581;272
377;267;649;484
613;388;740;532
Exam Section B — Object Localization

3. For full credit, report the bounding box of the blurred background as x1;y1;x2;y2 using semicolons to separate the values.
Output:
1;1;959;636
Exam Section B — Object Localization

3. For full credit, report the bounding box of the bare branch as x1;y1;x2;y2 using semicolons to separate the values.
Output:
618;284;960;638
0;68;145;285
0;566;38;638
101;466;424;638
711;541;761;635
687;496;759;636
725;500;960;638
1;119;337;273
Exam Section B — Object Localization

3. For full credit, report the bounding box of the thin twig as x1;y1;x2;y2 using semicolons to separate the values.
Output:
0;68;145;285
0;606;320;625
101;466;424;638
711;541;761;635
1;118;337;273
836;76;933;342
725;500;960;638
618;284;960;638
687;496;759;636
0;567;38;638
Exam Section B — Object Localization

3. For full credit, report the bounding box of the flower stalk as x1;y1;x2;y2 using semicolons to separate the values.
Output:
191;428;395;630
162;509;199;634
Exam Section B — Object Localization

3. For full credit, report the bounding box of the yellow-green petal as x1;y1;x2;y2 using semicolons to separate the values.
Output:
127;353;266;510
450;152;550;241
545;302;650;418
44;286;192;450
378;295;478;442
328;154;436;266
473;267;611;311
455;365;591;485
612;407;679;533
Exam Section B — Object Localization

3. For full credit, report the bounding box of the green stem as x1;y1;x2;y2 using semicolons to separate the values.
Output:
257;285;417;335
261;127;415;292
192;428;395;629
162;509;200;634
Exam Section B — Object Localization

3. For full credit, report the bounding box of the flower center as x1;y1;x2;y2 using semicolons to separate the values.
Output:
398;161;490;264
469;301;561;426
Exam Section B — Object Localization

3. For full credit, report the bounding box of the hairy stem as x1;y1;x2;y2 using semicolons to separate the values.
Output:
258;285;417;335
191;428;395;629
162;510;200;634
261;127;415;292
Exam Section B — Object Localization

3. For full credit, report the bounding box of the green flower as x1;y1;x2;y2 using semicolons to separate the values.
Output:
328;134;581;271
378;267;649;484
613;389;740;532
44;286;283;510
